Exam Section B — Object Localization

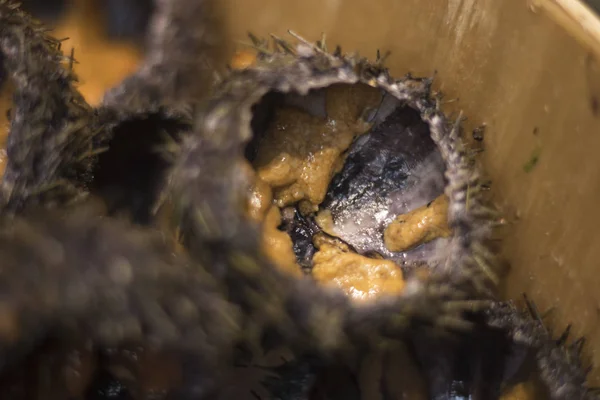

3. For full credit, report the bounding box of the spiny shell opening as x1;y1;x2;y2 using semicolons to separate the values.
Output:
90;113;191;224
244;84;452;289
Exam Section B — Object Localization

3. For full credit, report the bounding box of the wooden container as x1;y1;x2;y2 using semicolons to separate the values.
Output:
223;0;600;384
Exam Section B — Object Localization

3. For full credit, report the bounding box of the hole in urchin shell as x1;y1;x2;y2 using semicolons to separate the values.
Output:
244;82;451;301
91;114;190;225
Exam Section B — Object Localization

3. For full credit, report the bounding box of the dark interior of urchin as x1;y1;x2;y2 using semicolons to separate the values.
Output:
90;114;191;225
245;84;450;277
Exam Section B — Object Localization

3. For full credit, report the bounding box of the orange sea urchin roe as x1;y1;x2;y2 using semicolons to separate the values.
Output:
261;206;302;277
253;83;382;211
311;234;404;302
384;194;452;252
231;50;258;70
241;162;301;276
